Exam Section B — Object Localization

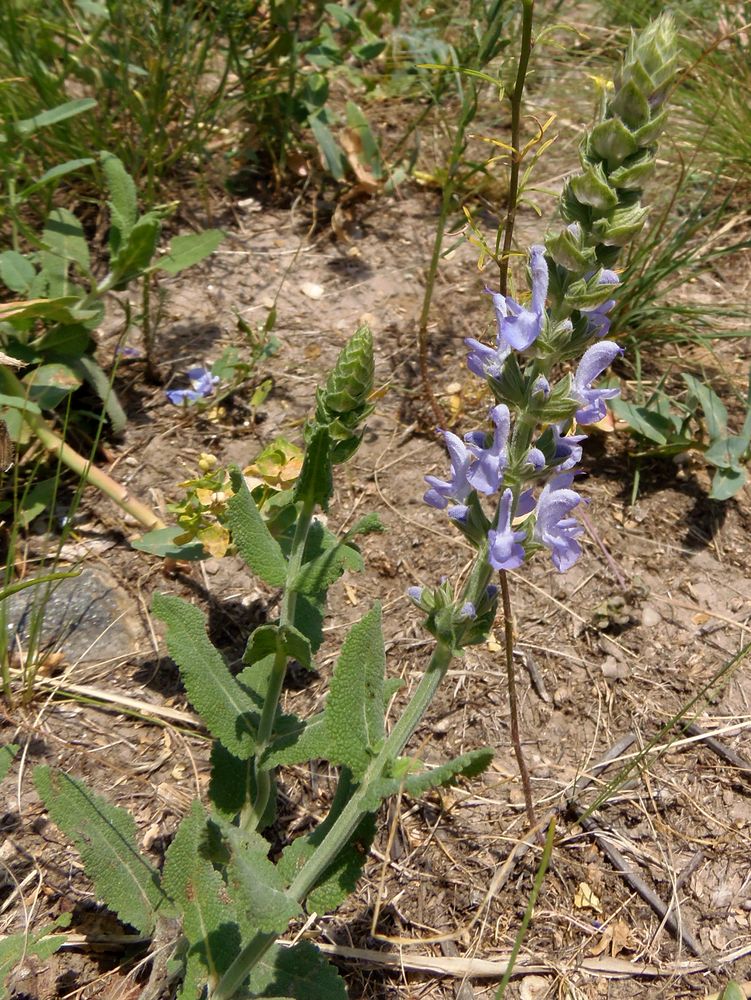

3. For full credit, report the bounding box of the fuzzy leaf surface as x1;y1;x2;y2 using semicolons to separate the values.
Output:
227;471;288;586
294;426;333;510
162;802;240;1000
43;207;90;274
245;624;312;670
33;766;166;935
362;748;494;811
248;940;347;1000
154;230;225;275
152;593;257;758
208;742;276;829
262;713;327;768
101;151;138;256
0;914;71;988
324;604;385;778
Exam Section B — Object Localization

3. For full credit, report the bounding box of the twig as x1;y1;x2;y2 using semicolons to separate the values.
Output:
682;721;751;783
499;569;536;831
569;805;703;957
579;509;628;590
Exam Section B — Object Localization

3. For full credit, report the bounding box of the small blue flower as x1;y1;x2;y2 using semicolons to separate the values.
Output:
533;473;584;571
486;245;549;352
407;586;424;603
488;489;526;571
466;404;510;495
551;424;587;471
465;335;510;381
460;601;477;620
166;366;220;406
572;341;623;424
583;269;619;337
424;431;473;520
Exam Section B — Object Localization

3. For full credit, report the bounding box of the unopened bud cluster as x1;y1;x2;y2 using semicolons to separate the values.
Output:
310;324;375;463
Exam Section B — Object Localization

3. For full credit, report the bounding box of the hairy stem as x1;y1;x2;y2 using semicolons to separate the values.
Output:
499;569;536;830
497;0;534;295
211;637;457;1000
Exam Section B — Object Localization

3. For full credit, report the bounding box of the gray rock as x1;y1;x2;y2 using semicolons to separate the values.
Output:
3;567;143;664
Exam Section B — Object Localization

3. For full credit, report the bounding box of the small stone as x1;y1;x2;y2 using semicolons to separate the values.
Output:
301;281;324;301
641;605;661;628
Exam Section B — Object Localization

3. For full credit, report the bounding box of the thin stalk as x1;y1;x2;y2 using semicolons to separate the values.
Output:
497;0;534;294
212;638;457;1000
244;495;315;829
499;569;536;830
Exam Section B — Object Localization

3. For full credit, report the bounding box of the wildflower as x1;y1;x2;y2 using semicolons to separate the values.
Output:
582;270;619;337
466;404;510;494
465;335;509;381
571;341;623;424
424;431;473;521
488;489;526;571
166;366;219;405
533;474;584;571
486;245;549;352
551;424;587;471
460;601;477;620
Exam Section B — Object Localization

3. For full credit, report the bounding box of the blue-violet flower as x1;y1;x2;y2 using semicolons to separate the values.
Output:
533;473;584;571
571;341;623;424
488;489;527;571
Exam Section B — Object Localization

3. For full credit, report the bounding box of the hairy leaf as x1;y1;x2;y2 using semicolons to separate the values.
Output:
343;512;385;539
219;821;302;933
101;151;138;257
244;624;312;671
152;594;257;758
208;742;276;829
227;471;288;587
111;213;161;287
294;426;333;510
262;713;327;768
162;802;240;999
33;766;167;935
248;940;347;1000
324;604;385;778
362;748;494;812
43;207;90;274
0;744;18;783
0;914;71;988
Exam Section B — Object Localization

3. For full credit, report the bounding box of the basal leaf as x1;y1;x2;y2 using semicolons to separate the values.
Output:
0;914;71;989
248;940;347;1000
33;766;167;935
308;117;346;181
43;207;91;275
71;355;128;433
710;465;747;501
683;373;729;441
152;594;258;758
162;802;240;999
154;230;225;275
17;158;95;200
227;471;288;587
0;251;36;293
0;744;19;783
324;604;386;778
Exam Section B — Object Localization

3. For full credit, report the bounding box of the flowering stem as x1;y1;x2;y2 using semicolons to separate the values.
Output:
499;569;536;830
212;637;457;1000
497;0;534;295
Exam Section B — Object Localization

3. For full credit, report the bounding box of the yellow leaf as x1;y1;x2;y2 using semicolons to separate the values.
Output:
574;881;602;913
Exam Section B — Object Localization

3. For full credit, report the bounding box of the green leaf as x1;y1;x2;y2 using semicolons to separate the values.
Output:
36;324;90;357
0;744;19;783
13;98;96;138
17;158;95;201
111;213;161;287
0;394;42;415
23;362;82;410
42;207;91;275
610;398;672;445
244;624;313;670
152;594;258;757
132;526;207;561
208;741;252;819
154;230;225;275
719;983;745;1000
710;465;747;501
247;941;347;1000
263;713;328;768
70;355;128;433
227;470;288;587
0;914;71;989
219;821;302;934
0;251;36;293
0;296;91;325
101;151;138;258
293;593;325;653
162;802;240;999
682;374;729;441
294;426;333;510
343;512;385;539
362;748;494;812
291;537;362;597
309;116;347;180
324;604;385;779
33;766;166;935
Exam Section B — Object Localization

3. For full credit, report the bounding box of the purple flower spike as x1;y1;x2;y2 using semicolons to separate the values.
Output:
551;424;587;471
583;269;619;337
534;474;584;571
572;341;623;425
485;245;549;353
424;431;473;510
466;404;510;495
488;489;526;571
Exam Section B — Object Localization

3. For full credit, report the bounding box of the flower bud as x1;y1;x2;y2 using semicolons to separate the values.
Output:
320;325;374;416
570;162;618;211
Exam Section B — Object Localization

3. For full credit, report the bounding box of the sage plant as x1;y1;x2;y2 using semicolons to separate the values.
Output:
24;17;677;1000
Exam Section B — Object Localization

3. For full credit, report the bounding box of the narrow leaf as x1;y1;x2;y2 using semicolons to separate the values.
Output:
683;373;729;440
0;914;71;988
101;151;138;256
227;470;288;587
33;766;166;935
0;744;19;783
42;208;91;274
154;230;225;275
152;594;257;758
162;802;240;999
362;748;494;812
14;98;96;137
17;158;95;200
324;604;385;779
309;117;347;180
111;214;160;286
